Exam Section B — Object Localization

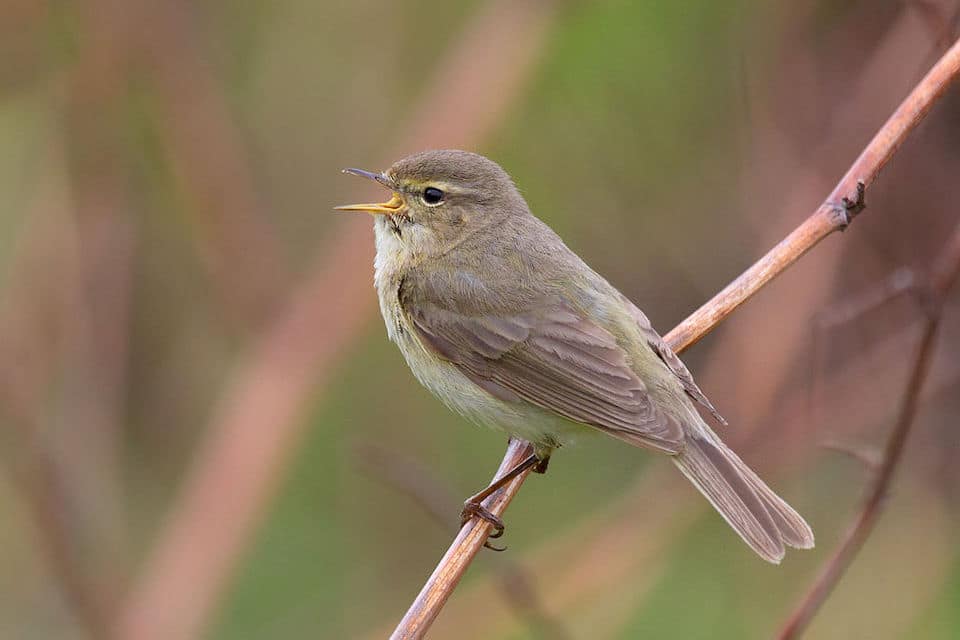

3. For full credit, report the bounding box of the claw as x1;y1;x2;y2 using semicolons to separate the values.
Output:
460;500;507;549
456;452;543;552
460;501;505;533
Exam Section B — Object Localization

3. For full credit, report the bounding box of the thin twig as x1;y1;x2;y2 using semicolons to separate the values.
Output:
812;267;918;330
808;267;919;429
391;36;960;640
355;443;572;640
391;439;536;640
776;221;960;640
716;4;935;438
818;440;882;473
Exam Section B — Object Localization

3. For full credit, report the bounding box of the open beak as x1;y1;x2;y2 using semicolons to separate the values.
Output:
335;168;404;215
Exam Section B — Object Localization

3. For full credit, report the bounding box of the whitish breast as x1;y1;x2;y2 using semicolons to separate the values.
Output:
371;221;577;447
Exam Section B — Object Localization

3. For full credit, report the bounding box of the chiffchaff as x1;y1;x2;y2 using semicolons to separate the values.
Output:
337;150;813;562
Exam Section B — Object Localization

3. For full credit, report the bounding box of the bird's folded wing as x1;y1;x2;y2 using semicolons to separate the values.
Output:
617;292;727;425
407;301;684;453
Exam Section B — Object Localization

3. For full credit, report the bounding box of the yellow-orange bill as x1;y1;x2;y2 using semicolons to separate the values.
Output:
334;193;404;215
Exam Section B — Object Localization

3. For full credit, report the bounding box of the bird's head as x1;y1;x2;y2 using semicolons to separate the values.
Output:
336;150;526;256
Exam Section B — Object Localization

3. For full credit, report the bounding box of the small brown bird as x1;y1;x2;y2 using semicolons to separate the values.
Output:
338;150;813;562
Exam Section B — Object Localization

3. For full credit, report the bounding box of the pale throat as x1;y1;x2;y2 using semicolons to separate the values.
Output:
373;216;415;276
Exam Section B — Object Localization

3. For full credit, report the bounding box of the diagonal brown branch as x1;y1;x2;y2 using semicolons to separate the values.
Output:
391;35;960;640
776;220;960;640
355;443;571;640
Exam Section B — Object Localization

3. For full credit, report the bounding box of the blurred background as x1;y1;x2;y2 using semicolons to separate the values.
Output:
1;0;959;638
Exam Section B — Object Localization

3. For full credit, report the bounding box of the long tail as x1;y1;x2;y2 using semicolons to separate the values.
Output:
672;420;814;564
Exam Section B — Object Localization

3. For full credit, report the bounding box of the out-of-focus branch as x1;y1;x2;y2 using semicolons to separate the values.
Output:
667;46;958;351
0;408;112;639
776;221;960;640
0;178;115;639
115;2;558;640
140;0;289;329
391;36;960;640
708;4;938;441
813;267;918;330
60;0;139;612
911;0;960;68
0;0;144;624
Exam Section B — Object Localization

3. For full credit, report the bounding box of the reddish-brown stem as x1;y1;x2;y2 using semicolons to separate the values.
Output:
667;37;960;352
391;439;536;640
355;443;571;640
776;222;960;640
392;36;960;640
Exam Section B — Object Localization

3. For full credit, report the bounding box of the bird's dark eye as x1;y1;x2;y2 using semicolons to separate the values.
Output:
423;187;444;205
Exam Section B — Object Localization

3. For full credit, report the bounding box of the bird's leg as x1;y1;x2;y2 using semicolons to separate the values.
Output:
532;454;551;474
460;452;541;550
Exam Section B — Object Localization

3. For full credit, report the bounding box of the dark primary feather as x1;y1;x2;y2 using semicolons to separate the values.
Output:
617;292;727;425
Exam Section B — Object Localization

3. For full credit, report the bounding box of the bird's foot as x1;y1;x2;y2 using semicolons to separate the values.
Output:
460;500;507;551
457;450;544;551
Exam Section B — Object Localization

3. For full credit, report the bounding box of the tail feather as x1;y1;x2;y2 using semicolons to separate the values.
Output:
727;447;815;551
672;426;814;564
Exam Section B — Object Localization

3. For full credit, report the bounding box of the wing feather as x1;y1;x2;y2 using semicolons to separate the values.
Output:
408;301;683;452
617;292;727;425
